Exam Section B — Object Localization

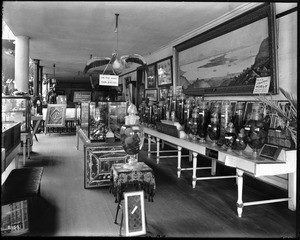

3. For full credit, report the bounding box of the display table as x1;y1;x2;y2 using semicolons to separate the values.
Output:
110;162;156;223
143;127;296;217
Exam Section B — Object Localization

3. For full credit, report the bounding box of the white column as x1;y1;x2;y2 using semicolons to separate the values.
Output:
15;36;29;92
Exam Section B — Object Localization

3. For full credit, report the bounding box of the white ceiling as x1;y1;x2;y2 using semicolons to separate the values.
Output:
3;1;246;83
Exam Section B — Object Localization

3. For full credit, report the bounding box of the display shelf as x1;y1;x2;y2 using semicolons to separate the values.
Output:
2;96;31;133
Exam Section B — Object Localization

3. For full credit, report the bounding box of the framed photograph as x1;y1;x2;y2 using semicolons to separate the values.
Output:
157;58;173;86
123;191;146;237
45;104;66;127
145;89;157;101
175;3;278;96
159;87;169;100
147;64;156;88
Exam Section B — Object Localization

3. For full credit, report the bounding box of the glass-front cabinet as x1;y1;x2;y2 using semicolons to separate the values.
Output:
79;101;127;142
2;96;31;133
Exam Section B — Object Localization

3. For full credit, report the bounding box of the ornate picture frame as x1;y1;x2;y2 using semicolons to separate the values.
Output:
175;3;278;96
123;191;146;237
157;57;173;87
45;104;67;127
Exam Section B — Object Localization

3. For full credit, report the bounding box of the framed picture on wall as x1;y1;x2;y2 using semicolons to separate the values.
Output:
159;87;169;100
157;58;173;87
147;64;156;88
175;3;278;96
145;89;157;101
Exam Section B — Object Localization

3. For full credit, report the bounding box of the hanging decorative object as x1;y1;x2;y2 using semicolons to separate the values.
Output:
83;13;148;75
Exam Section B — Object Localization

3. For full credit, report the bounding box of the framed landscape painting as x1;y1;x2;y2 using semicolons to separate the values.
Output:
175;3;278;96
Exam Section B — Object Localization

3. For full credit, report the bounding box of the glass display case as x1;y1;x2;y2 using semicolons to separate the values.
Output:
79;101;127;142
2;96;31;133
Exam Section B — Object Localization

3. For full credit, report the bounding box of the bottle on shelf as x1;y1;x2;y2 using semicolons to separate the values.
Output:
197;100;209;143
189;111;199;141
234;101;245;134
234;128;248;155
207;102;221;146
224;122;237;152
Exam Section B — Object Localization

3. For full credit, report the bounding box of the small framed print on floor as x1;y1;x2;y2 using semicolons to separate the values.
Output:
123;191;146;237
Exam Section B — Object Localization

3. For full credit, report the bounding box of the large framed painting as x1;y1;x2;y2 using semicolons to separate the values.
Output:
146;64;157;88
175;3;278;96
157;58;173;87
45;104;67;127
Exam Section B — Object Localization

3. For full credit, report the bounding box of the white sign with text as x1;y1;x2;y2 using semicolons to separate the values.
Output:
99;74;119;86
253;76;271;94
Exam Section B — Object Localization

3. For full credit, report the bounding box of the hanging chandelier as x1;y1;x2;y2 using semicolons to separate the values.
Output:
83;13;148;75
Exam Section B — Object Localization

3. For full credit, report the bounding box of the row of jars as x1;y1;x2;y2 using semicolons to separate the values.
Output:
138;93;270;158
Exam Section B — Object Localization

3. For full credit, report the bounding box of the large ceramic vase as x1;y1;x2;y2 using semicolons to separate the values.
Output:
120;103;144;169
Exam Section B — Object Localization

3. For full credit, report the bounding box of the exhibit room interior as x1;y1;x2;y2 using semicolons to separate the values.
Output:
1;1;298;237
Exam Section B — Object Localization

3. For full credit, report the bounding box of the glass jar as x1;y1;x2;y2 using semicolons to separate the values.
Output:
224;122;237;152
184;98;193;134
220;100;232;138
244;102;268;158
189;112;199;141
177;93;185;125
170;96;177;122
207;115;220;146
197;100;209;143
148;100;154;126
234;101;245;134
157;100;164;122
234;129;248;155
120;103;144;169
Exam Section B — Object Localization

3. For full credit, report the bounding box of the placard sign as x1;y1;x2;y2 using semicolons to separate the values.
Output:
99;74;119;86
253;76;271;94
73;91;91;103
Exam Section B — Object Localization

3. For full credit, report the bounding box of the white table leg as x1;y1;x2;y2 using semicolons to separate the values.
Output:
192;152;198;188
177;146;182;178
236;169;244;218
156;138;160;164
288;171;297;211
148;134;151;158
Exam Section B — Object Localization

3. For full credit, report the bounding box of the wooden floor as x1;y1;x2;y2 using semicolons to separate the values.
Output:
19;132;297;237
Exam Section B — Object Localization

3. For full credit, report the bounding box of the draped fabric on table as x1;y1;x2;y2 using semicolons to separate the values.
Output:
110;162;156;202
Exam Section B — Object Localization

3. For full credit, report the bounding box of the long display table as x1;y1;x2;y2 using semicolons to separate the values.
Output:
143;127;296;217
